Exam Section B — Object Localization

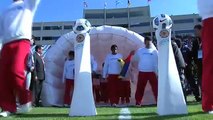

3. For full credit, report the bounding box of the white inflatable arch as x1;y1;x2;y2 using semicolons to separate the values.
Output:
42;25;156;106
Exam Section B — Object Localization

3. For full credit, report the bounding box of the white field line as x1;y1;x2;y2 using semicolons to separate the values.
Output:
118;108;131;120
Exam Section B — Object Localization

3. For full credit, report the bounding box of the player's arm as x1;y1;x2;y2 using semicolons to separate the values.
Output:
24;0;41;14
102;55;109;79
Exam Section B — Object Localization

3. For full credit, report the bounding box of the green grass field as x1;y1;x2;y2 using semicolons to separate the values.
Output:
1;102;213;120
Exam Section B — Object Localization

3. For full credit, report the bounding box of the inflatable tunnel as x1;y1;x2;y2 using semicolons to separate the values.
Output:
42;25;156;106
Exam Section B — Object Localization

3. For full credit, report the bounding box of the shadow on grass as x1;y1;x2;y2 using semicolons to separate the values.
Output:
96;111;205;120
187;101;201;105
14;111;205;120
17;113;69;118
131;111;204;120
17;113;120;118
15;106;205;119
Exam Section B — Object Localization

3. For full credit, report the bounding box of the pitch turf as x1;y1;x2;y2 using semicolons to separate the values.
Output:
1;102;213;120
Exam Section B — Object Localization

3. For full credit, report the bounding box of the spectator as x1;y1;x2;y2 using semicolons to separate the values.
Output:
182;37;201;102
26;36;35;91
32;45;45;107
171;39;187;101
192;24;202;88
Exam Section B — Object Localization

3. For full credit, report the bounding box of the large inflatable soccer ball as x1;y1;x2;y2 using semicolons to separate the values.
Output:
153;14;173;30
73;19;91;34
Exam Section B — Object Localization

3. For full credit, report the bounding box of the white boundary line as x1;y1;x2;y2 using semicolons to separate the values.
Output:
118;108;131;120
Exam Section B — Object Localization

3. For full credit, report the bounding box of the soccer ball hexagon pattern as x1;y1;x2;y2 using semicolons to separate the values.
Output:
73;19;91;34
153;14;173;30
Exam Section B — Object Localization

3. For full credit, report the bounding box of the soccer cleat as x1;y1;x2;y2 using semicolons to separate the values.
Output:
0;111;12;117
16;102;32;114
118;76;124;79
112;104;118;107
208;111;213;114
64;104;70;107
135;102;141;107
135;104;141;107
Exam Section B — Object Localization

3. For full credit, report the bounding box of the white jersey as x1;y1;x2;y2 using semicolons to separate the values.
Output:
0;0;40;44
133;47;158;73
102;53;123;78
63;59;75;80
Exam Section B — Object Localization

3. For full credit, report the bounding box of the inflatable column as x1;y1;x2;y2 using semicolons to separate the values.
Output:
69;19;97;116
153;14;188;115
